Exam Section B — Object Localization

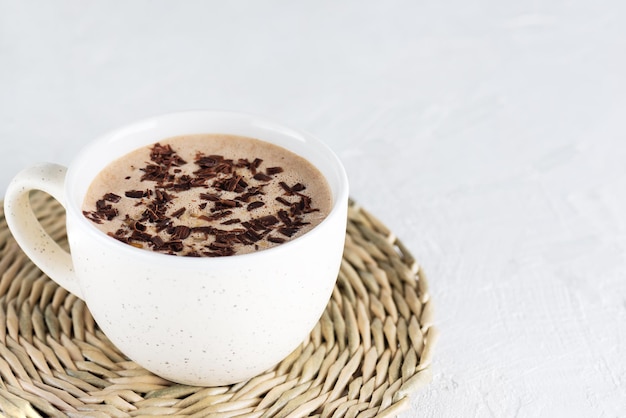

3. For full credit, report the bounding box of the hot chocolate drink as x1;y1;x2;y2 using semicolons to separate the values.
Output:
82;134;333;256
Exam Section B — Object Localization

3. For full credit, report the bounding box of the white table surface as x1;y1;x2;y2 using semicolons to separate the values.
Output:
2;1;626;416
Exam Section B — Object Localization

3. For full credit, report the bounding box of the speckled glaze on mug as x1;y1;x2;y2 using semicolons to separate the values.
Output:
3;111;349;386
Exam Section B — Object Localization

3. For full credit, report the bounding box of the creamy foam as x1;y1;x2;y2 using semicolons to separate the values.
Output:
82;134;332;256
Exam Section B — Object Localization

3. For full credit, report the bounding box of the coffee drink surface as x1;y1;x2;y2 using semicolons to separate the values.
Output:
82;134;332;256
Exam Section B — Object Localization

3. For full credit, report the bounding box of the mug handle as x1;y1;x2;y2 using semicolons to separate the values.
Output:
3;163;83;299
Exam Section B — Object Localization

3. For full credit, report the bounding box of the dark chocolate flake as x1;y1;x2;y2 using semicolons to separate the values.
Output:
253;172;272;182
236;186;265;203
130;230;153;242
196;156;219;168
103;208;119;220
131;221;147;232
155;219;172;232
267;236;286;244
167;241;184;252
243;230;263;243
235;178;248;192
194;168;218;179
151;235;165;248
258;215;279;226
291;183;306;192
209;241;232;250
278;226;300;237
199;210;233;221
200;193;220;201
171;207;186;218
215;199;240;210
83;211;103;224
252;158;263;168
96;199;108;210
277;210;292;225
125;190;146;199
226;175;242;192
248;220;267;231
104;193;122;203
171;225;191;240
266;167;283;175
192;226;216;236
247;201;265;211
276;197;291;207
279;182;293;195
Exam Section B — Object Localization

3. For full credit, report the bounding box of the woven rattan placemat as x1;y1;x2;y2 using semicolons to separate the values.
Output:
0;192;437;418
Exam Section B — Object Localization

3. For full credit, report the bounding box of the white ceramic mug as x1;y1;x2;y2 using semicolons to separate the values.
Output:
4;111;349;386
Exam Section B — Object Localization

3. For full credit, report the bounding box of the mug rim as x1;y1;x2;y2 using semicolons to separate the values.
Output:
64;110;349;265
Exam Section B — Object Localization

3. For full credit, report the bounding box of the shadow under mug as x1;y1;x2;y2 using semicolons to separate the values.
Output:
3;111;349;386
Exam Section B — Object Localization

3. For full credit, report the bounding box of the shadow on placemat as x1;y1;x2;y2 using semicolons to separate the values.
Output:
0;191;437;418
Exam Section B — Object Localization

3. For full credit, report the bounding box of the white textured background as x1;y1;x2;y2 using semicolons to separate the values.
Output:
2;1;626;416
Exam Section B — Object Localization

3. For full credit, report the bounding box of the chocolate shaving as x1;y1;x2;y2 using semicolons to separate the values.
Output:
125;190;146;199
277;210;292;225
171;207;186;218
236;186;265;203
83;211;103;224
151;235;165;248
200;193;220;201
89;199;119;221
155;189;173;202
291;183;306;192
226;175;242;192
247;220;266;232
266;167;283;175
258;215;279;226
104;193;121;203
243;230;262;243
192;226;215;236
214;199;240;210
278;226;299;237
171;225;191;240
209;241;232;250
279;182;293;195
130;220;147;231
275;197;291;207
155;218;172;232
194;168;217;179
96;200;108;210
199;210;233;221
253;172;272;182
196;156;218;167
247;201;265;211
130;230;153;242
167;241;184;252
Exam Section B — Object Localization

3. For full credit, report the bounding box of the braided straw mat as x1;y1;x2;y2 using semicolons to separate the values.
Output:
0;192;437;418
